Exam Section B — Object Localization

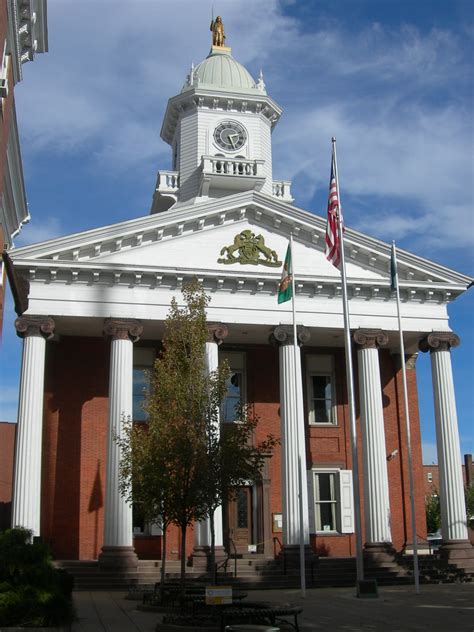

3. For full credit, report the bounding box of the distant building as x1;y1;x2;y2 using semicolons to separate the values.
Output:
0;0;48;335
424;454;473;497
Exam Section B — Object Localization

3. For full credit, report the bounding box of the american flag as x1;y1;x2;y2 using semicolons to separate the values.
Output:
325;152;342;269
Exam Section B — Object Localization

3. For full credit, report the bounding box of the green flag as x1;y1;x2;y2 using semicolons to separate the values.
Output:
390;242;398;291
278;243;292;304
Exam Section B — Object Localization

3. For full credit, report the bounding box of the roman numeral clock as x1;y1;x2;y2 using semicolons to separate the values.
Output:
214;120;247;152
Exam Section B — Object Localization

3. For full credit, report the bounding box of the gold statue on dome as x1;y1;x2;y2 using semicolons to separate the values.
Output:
210;15;226;47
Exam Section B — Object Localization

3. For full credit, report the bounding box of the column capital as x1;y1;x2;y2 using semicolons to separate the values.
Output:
353;328;388;350
419;331;460;354
207;322;229;345
103;318;143;342
15;315;55;340
270;324;310;347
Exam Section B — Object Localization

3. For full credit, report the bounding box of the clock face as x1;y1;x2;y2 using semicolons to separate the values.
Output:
214;121;247;152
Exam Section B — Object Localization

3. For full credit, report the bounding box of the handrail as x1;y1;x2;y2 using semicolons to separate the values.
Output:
272;536;286;575
215;538;238;581
228;537;238;578
215;555;229;582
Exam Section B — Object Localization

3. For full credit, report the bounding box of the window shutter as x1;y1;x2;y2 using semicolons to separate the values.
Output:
307;470;315;534
339;470;354;533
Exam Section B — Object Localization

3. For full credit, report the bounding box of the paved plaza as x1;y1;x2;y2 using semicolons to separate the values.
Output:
71;583;474;632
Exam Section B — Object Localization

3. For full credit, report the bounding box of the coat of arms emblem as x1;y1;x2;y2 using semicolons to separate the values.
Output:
218;230;282;267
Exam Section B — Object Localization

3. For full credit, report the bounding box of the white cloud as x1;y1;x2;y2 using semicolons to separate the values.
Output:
13;1;473;260
14;216;64;247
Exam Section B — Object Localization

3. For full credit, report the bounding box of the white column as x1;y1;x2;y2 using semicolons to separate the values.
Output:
12;316;55;536
194;323;228;551
272;325;310;547
354;329;392;545
100;318;142;567
420;332;468;542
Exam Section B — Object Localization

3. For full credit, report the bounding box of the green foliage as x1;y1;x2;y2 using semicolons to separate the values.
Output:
425;485;474;535
425;493;441;534
0;528;74;627
465;485;474;524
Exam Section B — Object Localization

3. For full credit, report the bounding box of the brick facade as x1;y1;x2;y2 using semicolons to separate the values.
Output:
38;335;426;560
0;421;16;530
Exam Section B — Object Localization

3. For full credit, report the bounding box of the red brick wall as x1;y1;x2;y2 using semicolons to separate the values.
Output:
40;337;427;560
42;336;109;560
379;351;426;547
0;421;16;530
247;345;282;549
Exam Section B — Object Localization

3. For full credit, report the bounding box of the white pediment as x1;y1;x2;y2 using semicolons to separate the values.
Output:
10;191;471;304
91;220;384;282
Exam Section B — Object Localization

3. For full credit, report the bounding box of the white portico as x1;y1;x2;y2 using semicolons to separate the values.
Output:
9;21;473;570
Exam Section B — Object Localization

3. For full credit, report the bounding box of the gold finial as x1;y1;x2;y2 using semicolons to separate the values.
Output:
210;15;226;47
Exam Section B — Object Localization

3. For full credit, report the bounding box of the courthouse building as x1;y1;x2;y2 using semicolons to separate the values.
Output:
8;23;473;571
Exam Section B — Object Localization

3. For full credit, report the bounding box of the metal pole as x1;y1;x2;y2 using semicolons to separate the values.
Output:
290;233;306;598
332;137;365;587
392;241;420;593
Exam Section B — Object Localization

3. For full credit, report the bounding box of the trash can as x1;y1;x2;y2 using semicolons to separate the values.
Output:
224;626;280;632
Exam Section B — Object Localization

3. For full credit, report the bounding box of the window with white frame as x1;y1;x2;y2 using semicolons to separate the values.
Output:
308;469;354;534
306;355;337;424
220;351;246;422
0;41;9;101
133;348;155;422
314;472;337;531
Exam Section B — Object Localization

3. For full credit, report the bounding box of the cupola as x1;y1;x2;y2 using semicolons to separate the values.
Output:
151;17;292;213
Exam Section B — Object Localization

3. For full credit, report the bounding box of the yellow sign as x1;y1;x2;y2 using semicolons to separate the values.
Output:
205;585;232;605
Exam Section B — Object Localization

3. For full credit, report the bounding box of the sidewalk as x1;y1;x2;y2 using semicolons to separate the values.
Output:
72;583;474;631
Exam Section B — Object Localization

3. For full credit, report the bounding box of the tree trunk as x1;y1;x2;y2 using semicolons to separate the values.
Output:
179;523;187;603
159;523;167;603
210;508;216;583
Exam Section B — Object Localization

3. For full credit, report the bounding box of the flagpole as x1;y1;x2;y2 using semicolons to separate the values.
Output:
331;137;365;589
290;232;306;598
392;241;420;594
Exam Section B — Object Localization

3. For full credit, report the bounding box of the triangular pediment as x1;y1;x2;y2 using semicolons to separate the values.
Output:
10;191;471;303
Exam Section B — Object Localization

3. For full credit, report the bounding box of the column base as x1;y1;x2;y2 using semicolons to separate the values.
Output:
98;546;138;570
439;540;474;571
191;545;226;572
363;542;397;563
281;544;317;569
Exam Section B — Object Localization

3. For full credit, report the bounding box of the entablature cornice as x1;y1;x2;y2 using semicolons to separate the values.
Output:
161;88;282;144
10;192;471;304
15;258;464;305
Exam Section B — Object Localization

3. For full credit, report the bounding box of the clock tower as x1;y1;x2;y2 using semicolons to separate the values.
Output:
151;19;292;213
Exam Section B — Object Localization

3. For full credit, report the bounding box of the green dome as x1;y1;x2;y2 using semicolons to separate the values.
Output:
182;48;266;95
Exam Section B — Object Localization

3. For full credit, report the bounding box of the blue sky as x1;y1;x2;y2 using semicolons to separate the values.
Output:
1;0;473;463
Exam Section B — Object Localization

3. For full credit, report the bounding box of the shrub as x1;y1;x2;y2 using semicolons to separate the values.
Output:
0;528;74;627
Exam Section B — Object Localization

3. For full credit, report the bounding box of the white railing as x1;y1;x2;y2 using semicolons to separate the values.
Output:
202;155;265;178
272;180;293;201
156;170;180;193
